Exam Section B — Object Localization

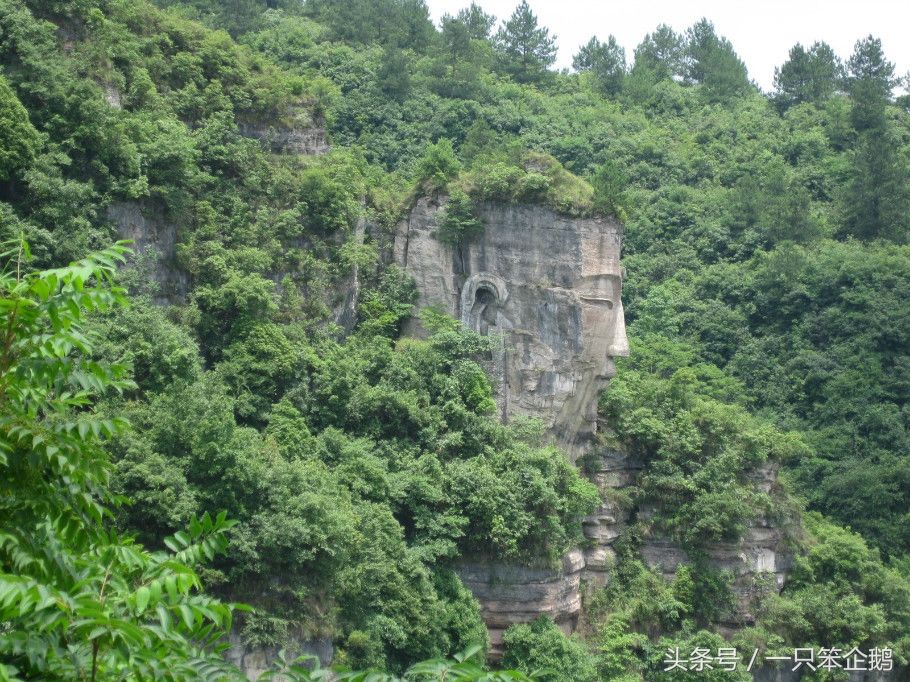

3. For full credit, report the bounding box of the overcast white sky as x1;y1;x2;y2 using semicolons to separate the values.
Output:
424;0;910;92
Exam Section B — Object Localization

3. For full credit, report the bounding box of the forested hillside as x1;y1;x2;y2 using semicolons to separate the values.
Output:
1;0;909;679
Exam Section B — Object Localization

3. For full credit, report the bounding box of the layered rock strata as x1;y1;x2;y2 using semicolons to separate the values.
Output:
394;196;792;660
456;550;586;657
239;107;330;156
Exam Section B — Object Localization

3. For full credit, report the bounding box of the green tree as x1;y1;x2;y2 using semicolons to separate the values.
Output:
494;1;557;84
416;139;461;192
0;240;241;680
840;36;910;242
456;2;496;41
684;19;751;102
591;159;628;220
631;24;686;83
378;47;412;101
846;35;896;132
502;617;597;682
0;75;40;183
440;13;473;72
573;36;626;96
304;0;434;51
437;188;483;245
773;41;842;111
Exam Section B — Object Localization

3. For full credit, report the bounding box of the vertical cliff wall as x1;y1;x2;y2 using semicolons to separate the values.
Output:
394;195;791;657
394;197;629;459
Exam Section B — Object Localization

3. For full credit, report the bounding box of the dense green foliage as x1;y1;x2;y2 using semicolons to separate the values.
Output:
2;0;909;677
0;241;242;681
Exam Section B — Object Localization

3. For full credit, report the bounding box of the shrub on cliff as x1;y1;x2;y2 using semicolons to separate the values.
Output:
462;152;597;218
416;139;461;193
0;75;40;183
437;188;483;245
503;617;598;682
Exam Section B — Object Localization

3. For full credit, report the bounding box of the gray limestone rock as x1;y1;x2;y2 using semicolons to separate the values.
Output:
394;197;629;459
397;196;793;657
456;550;586;657
107;200;189;303
224;630;332;681
239;109;329;156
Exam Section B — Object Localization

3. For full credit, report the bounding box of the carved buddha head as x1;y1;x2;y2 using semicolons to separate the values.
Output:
453;207;629;457
394;198;628;458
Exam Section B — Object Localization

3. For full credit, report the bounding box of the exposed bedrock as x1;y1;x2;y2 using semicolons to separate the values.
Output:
225;630;332;681
394;197;629;460
106;199;362;331
238;108;330;156
395;196;791;656
457;550;586;658
106;200;189;304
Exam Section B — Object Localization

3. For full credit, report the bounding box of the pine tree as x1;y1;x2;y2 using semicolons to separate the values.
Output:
631;24;686;83
305;0;434;51
494;1;557;84
573;35;626;96
456;2;496;41
378;47;412;100
846;35;896;131
684;18;751;102
773;41;842;111
840;36;910;242
441;13;473;74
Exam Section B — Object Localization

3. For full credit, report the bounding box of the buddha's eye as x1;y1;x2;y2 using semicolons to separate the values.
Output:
579;295;613;310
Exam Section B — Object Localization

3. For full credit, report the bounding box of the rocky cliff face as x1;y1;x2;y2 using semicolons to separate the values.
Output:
238;106;330;156
107;108;330;302
225;632;332;680
394;197;629;459
107;200;189;303
394;196;792;657
457;550;586;657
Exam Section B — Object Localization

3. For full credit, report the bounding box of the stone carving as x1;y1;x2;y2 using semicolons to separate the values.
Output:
395;196;791;665
394;197;629;459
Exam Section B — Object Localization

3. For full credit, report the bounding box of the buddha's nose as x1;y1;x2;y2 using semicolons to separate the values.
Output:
607;299;630;358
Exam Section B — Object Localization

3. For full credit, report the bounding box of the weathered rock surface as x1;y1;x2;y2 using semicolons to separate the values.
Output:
456;550;586;657
107;200;189;303
394;197;629;458
636;462;794;626
397;197;793;663
225;630;332;681
106;200;361;332
239;109;329;156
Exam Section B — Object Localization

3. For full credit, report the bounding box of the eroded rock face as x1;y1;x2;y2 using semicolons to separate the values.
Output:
396;197;792;662
395;197;632;656
107;200;189;303
225;630;332;681
456;550;586;657
239;109;329;156
638;462;794;627
394;197;629;459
